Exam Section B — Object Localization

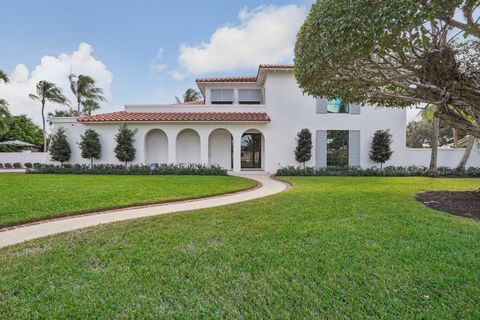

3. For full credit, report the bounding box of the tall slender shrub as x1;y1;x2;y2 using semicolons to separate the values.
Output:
295;128;312;171
50;127;71;165
79;129;102;166
114;124;137;166
370;129;393;169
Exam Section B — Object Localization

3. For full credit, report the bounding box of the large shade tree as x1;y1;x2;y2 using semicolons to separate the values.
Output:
0;115;43;151
29;81;70;151
69;74;106;115
295;0;480;138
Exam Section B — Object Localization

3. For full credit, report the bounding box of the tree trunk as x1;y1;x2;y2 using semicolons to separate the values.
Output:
41;99;46;152
77;96;81;115
429;118;439;174
452;128;459;147
91;158;94;167
456;136;476;171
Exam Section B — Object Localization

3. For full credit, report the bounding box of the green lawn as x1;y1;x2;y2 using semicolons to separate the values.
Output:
0;174;255;228
1;177;479;318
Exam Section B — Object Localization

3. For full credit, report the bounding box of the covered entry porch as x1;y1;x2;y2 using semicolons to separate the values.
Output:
143;126;266;172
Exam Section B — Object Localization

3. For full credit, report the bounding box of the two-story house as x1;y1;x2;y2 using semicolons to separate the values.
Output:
51;64;479;172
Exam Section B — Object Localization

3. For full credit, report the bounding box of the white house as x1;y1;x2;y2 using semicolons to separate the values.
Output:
51;64;479;172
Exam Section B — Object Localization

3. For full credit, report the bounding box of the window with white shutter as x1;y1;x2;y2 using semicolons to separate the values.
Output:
210;89;234;104
238;89;262;104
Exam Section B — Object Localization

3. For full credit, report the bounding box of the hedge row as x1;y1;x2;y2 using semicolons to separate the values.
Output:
276;165;480;177
0;162;27;169
27;163;228;176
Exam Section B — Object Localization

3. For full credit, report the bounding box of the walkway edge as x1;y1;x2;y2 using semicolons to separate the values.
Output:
0;174;289;249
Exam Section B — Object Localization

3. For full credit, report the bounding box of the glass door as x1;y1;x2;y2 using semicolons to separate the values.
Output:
241;133;262;169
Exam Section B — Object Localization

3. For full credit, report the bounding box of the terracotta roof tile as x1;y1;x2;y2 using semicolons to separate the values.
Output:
78;111;270;122
258;64;294;69
195;76;257;83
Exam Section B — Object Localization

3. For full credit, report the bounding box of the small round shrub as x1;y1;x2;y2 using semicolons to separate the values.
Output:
24;162;33;169
0;163;3;169
33;163;42;169
13;162;22;168
4;163;12;168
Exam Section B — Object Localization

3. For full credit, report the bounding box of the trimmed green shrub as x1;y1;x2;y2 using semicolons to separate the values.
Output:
49;127;71;165
0;163;3;168
276;166;480;177
33;163;42;169
24;162;33;169
13;162;22;168
27;163;227;176
4;163;12;169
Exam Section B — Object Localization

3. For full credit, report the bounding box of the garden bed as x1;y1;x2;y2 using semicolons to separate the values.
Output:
416;190;480;220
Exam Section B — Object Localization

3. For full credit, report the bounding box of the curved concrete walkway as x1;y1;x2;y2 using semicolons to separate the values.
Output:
0;174;289;249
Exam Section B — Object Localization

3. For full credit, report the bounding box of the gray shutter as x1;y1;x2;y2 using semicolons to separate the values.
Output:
348;130;361;167
315;130;327;168
316;98;328;114
349;103;361;114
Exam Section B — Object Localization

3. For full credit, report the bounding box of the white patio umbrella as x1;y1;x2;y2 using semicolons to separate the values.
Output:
0;140;37;147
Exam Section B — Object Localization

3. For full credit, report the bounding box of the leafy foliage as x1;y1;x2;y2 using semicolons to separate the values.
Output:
370;129;393;168
79;129;102;165
276;165;480;177
81;99;100;116
69;74;106;115
406;120;466;148
0;115;43;152
49;127;71;164
295;1;480;137
29;80;70;151
294;128;312;168
0;68;8;83
0;99;11;135
28;163;228;176
175;88;202;103
114;124;137;166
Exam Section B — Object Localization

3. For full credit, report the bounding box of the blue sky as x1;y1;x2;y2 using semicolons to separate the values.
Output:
0;0;311;124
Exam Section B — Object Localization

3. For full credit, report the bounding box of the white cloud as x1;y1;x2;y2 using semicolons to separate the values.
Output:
0;43;113;125
177;4;306;75
149;48;167;75
170;70;186;81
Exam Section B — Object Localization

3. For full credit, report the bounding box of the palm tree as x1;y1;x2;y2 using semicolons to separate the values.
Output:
0;99;11;134
29;81;70;152
417;104;439;174
69;74;106;115
81;99;100;116
0;69;9;83
175;88;201;103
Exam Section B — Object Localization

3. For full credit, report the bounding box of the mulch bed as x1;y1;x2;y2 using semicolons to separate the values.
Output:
416;190;480;220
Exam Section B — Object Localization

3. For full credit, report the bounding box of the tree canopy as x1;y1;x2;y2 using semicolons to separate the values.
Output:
0;115;43;152
295;0;480;137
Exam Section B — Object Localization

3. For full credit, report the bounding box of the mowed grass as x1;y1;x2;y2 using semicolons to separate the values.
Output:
0;173;255;227
1;177;480;319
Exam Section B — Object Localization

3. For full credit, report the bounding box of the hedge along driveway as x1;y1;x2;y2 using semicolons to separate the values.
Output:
0;173;256;228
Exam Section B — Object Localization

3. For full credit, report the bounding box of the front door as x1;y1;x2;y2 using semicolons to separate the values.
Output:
241;133;262;169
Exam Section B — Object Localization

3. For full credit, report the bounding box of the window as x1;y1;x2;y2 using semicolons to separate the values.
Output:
238;89;262;104
327;130;349;167
327;98;349;113
211;89;234;104
241;133;262;168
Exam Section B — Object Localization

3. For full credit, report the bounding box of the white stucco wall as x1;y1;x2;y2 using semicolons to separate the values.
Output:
208;129;232;169
145;129;168;164
46;69;480;172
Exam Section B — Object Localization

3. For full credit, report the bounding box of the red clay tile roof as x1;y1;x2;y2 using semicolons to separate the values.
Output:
258;64;294;69
195;76;257;83
195;64;294;83
78;111;270;122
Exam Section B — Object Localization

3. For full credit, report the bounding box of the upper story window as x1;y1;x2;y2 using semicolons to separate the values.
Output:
327;98;350;113
238;89;262;105
211;89;234;104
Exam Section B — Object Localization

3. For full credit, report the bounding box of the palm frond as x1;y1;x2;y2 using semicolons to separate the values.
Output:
0;69;9;83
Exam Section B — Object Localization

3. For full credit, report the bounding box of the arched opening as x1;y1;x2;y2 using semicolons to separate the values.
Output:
241;129;264;170
145;129;168;164
176;129;200;163
209;128;233;169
